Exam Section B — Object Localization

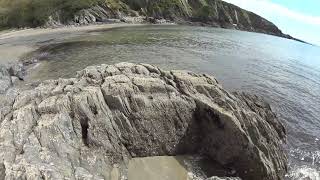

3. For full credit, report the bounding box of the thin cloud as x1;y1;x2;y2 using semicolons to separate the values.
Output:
223;0;320;26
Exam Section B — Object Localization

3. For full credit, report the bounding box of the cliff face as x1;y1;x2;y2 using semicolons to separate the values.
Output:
0;0;303;41
47;0;287;38
141;0;284;36
0;63;287;179
193;0;284;36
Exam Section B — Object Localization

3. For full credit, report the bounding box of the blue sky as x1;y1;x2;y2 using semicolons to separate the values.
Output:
222;0;320;45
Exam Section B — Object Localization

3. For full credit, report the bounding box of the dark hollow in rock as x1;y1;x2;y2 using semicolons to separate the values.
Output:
0;62;287;179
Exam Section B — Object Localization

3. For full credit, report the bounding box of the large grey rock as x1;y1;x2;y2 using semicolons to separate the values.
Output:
0;66;12;93
7;63;25;80
0;63;25;94
0;63;287;180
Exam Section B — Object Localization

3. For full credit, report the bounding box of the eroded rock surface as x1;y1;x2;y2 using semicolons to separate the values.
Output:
0;66;12;94
0;63;287;179
0;63;25;94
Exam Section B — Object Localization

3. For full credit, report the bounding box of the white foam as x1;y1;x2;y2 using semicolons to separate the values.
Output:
289;148;320;166
287;166;320;180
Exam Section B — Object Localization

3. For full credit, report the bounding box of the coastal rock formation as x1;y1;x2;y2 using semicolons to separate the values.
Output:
0;66;12;93
0;63;287;179
0;0;304;42
45;0;298;40
0;63;25;93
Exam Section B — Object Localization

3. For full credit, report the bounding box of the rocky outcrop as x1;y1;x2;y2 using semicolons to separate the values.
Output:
45;0;298;41
190;0;283;36
0;66;12;93
0;63;287;179
0;63;25;93
0;0;304;42
45;4;168;27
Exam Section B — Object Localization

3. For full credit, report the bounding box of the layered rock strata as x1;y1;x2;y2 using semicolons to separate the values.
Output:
0;63;287;179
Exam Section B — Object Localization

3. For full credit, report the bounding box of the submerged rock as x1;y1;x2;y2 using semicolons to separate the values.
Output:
0;63;287;179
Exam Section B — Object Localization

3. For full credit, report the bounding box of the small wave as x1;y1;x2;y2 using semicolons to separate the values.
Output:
289;148;320;166
287;148;320;180
286;166;320;180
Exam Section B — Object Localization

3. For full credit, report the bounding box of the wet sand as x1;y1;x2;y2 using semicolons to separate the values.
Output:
0;23;141;65
0;45;33;65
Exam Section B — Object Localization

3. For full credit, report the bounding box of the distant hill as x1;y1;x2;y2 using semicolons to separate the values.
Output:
0;0;304;42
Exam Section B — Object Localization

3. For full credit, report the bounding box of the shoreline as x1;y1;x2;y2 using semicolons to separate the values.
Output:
0;22;181;92
0;23;147;66
0;22;149;90
0;19;312;68
0;23;144;40
0;20;318;179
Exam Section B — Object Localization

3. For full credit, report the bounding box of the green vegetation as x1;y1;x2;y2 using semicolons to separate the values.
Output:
0;0;196;28
121;0;191;18
105;0;131;13
146;0;191;19
0;0;277;36
194;5;212;21
0;0;102;28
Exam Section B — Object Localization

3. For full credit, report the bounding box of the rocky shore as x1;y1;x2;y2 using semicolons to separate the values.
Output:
0;62;287;179
0;63;25;93
43;1;305;43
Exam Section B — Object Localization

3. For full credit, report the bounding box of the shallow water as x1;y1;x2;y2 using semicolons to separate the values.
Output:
23;25;320;178
127;155;232;180
128;156;189;180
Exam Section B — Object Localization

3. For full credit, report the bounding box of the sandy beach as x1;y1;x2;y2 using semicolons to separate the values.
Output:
0;23;141;65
